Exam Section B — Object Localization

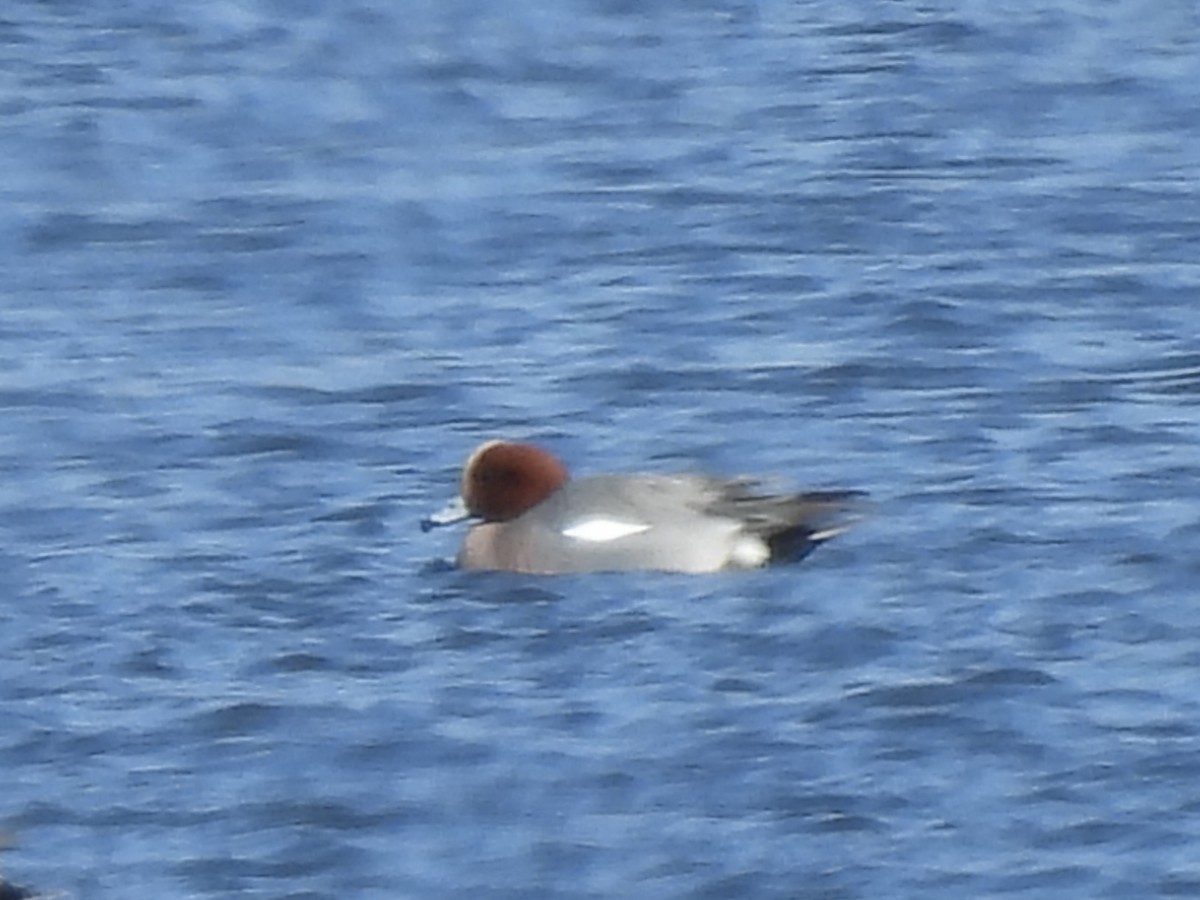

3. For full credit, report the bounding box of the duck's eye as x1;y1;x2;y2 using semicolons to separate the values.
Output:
479;466;519;486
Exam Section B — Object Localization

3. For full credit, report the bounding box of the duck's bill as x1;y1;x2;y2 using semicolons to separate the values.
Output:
421;496;471;532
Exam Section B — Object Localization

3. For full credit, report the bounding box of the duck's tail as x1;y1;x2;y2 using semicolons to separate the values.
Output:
758;490;869;563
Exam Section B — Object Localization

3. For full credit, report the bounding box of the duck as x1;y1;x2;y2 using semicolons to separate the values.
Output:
423;440;863;574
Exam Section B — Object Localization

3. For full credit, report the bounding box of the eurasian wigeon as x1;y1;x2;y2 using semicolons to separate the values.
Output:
423;440;864;574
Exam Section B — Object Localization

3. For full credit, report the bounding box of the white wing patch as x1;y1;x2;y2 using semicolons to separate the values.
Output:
561;517;651;543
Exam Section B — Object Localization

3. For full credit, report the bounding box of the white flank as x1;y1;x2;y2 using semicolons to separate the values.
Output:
730;536;770;568
562;518;651;543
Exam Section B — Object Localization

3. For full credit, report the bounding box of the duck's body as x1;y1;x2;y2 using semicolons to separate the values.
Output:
424;441;863;575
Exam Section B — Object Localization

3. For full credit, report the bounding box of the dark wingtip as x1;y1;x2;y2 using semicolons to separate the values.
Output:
0;876;38;900
766;489;869;564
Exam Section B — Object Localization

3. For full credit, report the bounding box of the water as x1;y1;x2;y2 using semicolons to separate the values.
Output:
3;1;1200;897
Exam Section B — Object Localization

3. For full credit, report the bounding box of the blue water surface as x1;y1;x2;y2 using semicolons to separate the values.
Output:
3;2;1200;898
